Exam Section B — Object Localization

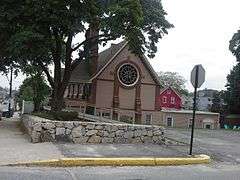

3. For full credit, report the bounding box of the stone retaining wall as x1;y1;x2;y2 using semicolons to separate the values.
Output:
21;115;165;144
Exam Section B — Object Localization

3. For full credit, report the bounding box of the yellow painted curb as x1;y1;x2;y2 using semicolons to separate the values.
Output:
8;155;210;167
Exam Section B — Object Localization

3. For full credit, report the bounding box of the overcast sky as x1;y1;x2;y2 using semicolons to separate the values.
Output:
151;0;239;91
0;0;239;91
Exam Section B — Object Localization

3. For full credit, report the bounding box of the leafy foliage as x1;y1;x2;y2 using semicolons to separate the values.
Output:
229;29;240;62
18;74;50;112
0;0;173;111
33;111;79;121
224;63;240;114
157;71;189;95
210;91;225;113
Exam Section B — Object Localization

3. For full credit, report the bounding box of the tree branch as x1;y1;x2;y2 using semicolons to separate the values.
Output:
37;61;54;88
72;33;114;52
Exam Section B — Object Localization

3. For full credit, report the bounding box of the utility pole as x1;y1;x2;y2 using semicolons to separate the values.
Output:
8;65;13;118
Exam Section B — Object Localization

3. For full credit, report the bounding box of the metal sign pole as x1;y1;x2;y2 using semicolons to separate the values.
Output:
8;65;13;118
189;65;199;155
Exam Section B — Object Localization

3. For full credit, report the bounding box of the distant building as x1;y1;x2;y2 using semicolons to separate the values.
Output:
156;87;182;110
160;109;219;129
196;89;218;111
181;94;193;110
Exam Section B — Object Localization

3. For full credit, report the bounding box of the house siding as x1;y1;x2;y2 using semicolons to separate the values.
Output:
157;87;182;109
161;111;219;129
141;84;156;110
95;80;114;108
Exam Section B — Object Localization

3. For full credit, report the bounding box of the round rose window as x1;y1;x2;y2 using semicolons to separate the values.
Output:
117;63;139;87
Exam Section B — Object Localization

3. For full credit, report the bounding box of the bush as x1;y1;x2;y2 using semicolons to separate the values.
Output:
51;111;79;121
32;111;79;121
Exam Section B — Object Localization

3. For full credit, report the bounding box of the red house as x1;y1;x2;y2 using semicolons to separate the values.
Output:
157;87;182;110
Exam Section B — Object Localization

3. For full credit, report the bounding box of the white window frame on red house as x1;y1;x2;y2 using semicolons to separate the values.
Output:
163;96;167;103
170;97;175;104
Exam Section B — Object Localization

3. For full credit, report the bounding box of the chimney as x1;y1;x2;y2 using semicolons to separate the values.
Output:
88;20;99;75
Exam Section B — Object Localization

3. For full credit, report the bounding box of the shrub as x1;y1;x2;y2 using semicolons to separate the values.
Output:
32;111;79;121
51;111;79;121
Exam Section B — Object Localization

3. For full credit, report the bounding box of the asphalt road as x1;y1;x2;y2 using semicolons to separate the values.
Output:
0;165;240;180
165;128;240;165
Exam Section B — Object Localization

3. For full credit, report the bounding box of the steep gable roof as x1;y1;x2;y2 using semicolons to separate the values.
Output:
69;41;161;85
160;86;182;99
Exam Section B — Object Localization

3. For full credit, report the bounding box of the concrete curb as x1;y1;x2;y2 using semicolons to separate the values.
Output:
7;155;210;167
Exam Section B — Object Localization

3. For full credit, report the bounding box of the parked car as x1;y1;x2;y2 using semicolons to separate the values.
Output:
0;101;14;118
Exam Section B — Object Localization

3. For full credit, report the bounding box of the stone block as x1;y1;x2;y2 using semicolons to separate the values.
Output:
65;129;72;135
97;131;104;136
73;122;81;126
103;131;109;137
141;136;152;144
56;135;71;142
86;124;95;130
31;131;41;143
104;125;111;132
124;131;134;139
134;130;142;137
56;128;65;135
152;136;159;142
40;131;54;142
153;130;162;136
147;131;153;137
114;137;126;143
80;122;88;126
47;129;55;134
115;130;124;137
109;132;115;138
131;137;142;143
56;122;64;127
111;126;118;132
85;130;98;136
73;137;89;143
141;129;147;136
42;122;55;130
118;126;127;131
72;126;86;138
88;135;101;143
102;137;114;143
65;122;74;129
33;123;42;131
95;125;104;130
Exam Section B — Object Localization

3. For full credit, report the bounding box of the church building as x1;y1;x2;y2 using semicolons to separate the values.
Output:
64;41;162;124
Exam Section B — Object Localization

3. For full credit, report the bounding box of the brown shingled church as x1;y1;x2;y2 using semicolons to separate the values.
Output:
64;41;162;124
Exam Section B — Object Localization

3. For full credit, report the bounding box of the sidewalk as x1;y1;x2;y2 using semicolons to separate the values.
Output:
0;116;63;165
0;115;195;166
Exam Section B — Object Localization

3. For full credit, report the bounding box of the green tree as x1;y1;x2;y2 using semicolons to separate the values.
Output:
224;63;240;114
0;0;173;111
229;29;240;62
18;74;50;112
210;91;224;113
157;71;189;95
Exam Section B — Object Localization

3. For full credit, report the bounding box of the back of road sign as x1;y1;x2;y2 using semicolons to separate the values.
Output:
191;64;205;88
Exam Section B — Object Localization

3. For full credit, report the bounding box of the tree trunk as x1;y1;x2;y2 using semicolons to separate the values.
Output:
33;100;41;112
51;93;65;112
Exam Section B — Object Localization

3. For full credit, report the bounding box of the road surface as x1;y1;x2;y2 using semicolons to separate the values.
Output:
0;165;239;180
